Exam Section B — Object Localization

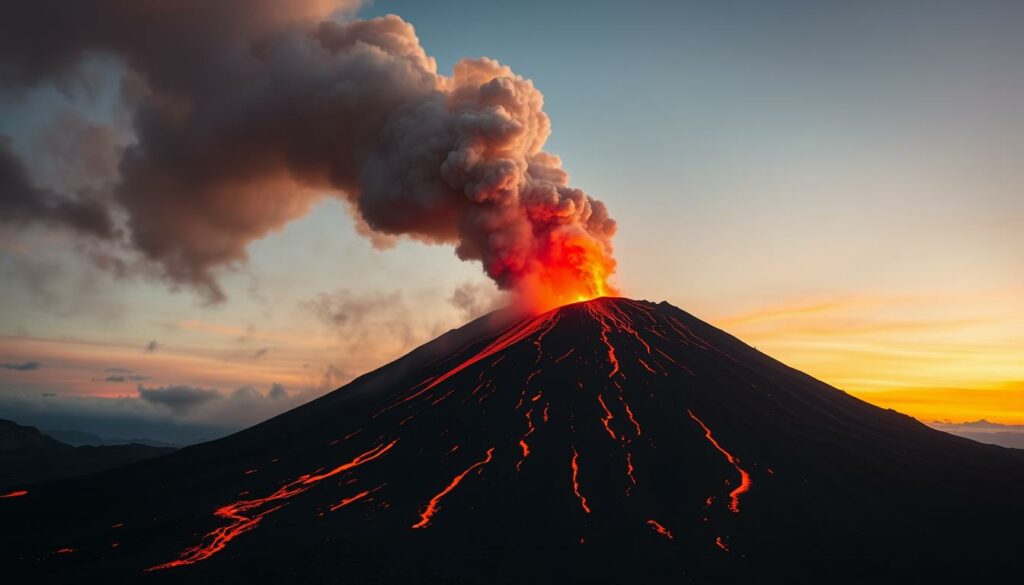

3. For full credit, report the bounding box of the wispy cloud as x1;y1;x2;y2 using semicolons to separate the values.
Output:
1;360;41;371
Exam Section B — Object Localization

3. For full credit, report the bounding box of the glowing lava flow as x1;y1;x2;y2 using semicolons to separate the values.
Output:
1;489;28;498
687;410;752;513
328;485;383;512
570;447;591;514
621;394;643;437
596;394;618;439
646;519;674;540
585;303;622;378
412;448;495;529
516;409;536;471
149;440;397;571
386;312;558;412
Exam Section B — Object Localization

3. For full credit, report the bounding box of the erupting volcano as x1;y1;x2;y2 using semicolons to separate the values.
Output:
4;297;1023;583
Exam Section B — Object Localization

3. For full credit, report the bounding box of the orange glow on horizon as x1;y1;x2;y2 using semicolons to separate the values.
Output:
710;291;1024;425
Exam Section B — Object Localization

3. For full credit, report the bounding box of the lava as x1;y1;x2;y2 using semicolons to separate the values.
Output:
1;489;28;498
637;358;657;374
149;440;397;570
596;394;618;439
518;440;530;461
688;410;752;513
646;519;673;540
570;447;591;514
620;394;643;437
585;303;623;378
655;347;693;374
329;485;383;512
412;447;495;529
387;312;557;411
516;409;536;471
625;452;637;490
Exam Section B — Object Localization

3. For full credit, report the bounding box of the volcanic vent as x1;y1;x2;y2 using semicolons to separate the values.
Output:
5;298;1024;583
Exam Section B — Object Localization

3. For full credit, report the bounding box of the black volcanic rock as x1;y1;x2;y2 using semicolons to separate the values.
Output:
2;298;1022;583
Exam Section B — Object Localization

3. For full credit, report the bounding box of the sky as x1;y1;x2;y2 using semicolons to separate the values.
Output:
0;0;1021;443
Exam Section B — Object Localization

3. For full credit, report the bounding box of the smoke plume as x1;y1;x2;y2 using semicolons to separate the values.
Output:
0;0;617;308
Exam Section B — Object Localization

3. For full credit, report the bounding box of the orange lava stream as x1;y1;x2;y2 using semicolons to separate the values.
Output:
654;348;692;375
149;440;397;571
646;519;674;540
329;490;370;512
715;536;730;551
516;409;536;471
625;452;637;489
412;447;495;529
601;301;652;354
554;348;575;363
1;489;28;498
637;358;656;374
596;394;618;439
687;410;751;513
621;395;643;437
586;305;621;378
387;312;557;411
570;447;591;514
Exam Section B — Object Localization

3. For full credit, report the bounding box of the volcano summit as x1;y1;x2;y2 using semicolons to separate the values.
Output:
3;298;1022;583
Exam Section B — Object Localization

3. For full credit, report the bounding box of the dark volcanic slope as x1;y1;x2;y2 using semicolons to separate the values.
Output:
3;298;1022;583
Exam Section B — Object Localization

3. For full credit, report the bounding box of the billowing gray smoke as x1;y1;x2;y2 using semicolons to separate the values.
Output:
0;0;617;307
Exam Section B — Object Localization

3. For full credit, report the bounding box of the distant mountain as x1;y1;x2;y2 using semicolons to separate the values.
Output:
0;419;176;490
43;429;181;448
0;419;69;452
2;298;1022;583
929;419;1024;449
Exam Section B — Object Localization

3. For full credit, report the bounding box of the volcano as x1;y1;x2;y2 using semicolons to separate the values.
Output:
4;298;1023;583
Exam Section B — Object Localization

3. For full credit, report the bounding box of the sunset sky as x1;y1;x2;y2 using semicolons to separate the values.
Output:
1;0;1021;443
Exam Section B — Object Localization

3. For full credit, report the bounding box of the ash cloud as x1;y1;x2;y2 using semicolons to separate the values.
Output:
0;138;114;237
1;361;42;371
0;0;616;304
138;384;221;415
102;374;150;383
449;281;508;320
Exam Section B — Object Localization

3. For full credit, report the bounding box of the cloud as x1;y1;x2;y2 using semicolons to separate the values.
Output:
1;360;41;371
102;374;149;383
0;390;227;445
0;379;309;445
144;340;158;353
0;1;617;306
0;137;114;237
320;364;350;389
304;289;402;330
269;382;289;401
301;288;439;354
449;281;508;321
252;347;269;360
138;384;221;415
